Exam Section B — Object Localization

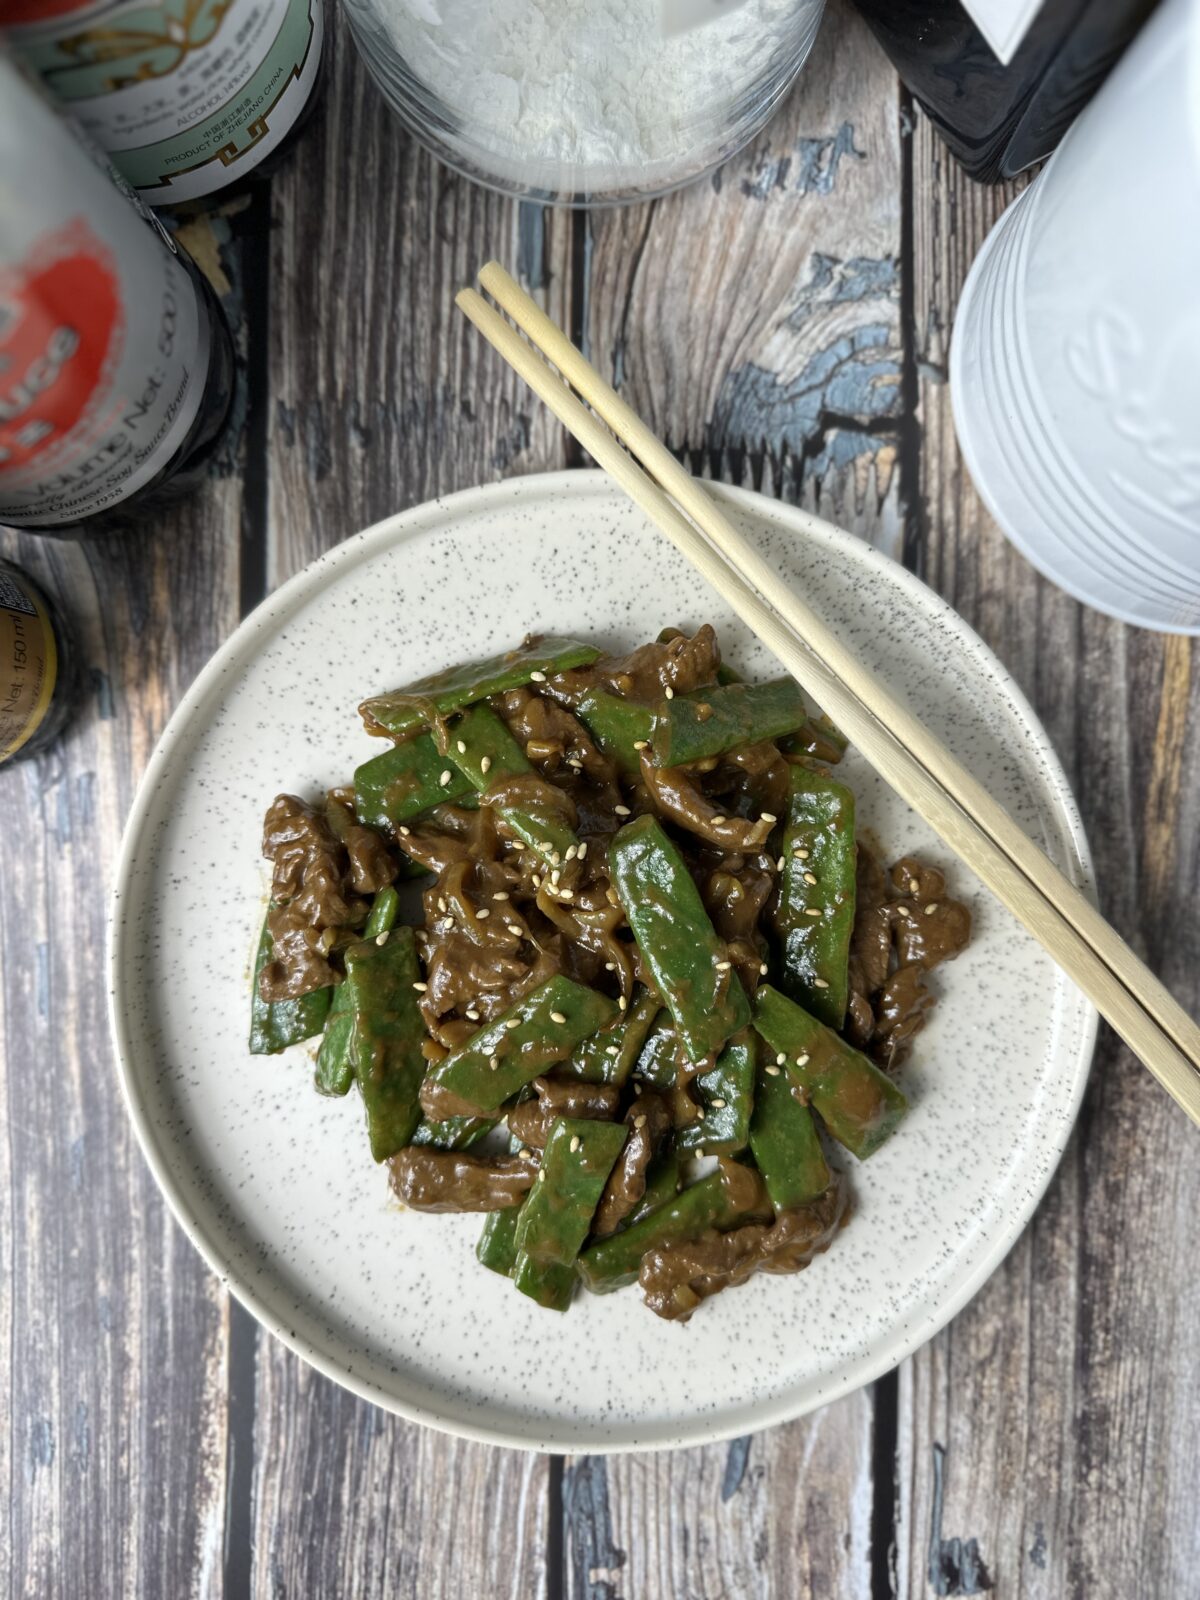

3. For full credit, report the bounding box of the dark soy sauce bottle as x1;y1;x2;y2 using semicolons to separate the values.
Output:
851;0;1158;180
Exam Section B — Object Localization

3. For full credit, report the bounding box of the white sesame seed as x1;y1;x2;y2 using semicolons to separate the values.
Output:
795;847;810;860
518;1147;533;1161
537;1168;546;1181
804;871;817;885
538;840;553;854
796;1052;810;1067
777;856;786;871
532;875;543;889
412;980;427;991
617;994;628;1010
711;814;727;825
776;1053;786;1065
633;1113;647;1129
550;1011;567;1024
633;1082;644;1095
530;670;547;682
568;757;583;768
398;825;411;837
465;1008;480;1021
480;755;492;775
614;805;631;817
715;960;732;971
710;1098;727;1110
560;889;575;901
759;962;769;975
489;1056;500;1070
813;978;830;989
476;908;490;920
437;918;453;934
605;962;617;972
565;845;577;861
550;851;562;866
909;878;920;895
805;908;821;918
510;839;525;851
456;739;466;754
605;1045;620;1056
569;1134;581;1152
765;1063;782;1078
550;868;561;885
761;812;777;824
505;1017;520;1029
506;923;522;936
577;842;588;860
437;897;447;912
925;902;939;915
439;770;452;787
376;931;391;947
633;739;649;750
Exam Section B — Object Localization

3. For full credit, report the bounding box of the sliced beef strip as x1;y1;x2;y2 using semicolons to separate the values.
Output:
638;1173;848;1322
592;1091;672;1238
506;1077;621;1150
388;1147;538;1212
259;793;367;1002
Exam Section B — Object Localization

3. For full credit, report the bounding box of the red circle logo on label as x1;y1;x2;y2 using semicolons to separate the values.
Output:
0;220;122;474
0;1;101;22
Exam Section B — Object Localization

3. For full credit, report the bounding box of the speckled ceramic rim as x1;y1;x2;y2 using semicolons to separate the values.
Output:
108;470;1098;1453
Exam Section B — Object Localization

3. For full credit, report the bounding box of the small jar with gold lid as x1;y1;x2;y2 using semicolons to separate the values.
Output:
0;560;76;767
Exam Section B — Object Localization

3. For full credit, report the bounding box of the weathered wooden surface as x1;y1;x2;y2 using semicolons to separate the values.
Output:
568;1391;876;1600
2;2;1198;1596
0;299;249;1592
893;107;1200;1600
584;0;905;557
264;14;573;576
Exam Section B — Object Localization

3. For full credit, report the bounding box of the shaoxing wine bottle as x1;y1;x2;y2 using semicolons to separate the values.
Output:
0;55;235;534
0;0;325;205
851;0;1158;180
0;560;77;765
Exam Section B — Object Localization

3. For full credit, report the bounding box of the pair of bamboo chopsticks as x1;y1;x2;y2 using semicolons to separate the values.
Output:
456;261;1200;1128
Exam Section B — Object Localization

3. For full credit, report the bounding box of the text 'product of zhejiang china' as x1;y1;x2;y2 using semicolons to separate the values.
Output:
950;0;1200;632
340;0;826;205
0;0;325;205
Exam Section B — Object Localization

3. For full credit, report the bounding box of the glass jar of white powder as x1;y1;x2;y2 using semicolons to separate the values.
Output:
342;0;826;204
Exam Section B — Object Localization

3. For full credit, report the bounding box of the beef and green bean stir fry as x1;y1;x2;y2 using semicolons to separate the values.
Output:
249;628;970;1321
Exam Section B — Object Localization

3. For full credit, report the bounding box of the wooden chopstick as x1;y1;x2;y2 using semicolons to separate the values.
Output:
456;264;1200;1127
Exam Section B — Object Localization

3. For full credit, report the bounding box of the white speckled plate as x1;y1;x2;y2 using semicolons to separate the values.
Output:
109;471;1096;1452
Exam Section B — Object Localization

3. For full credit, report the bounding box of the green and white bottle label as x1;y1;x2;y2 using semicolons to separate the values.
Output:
1;0;324;202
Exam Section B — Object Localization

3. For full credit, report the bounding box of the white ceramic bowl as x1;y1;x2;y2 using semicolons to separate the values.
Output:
108;471;1096;1452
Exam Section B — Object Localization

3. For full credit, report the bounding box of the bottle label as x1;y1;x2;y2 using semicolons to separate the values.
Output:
0;216;209;524
958;0;1042;64
0;570;57;761
1;0;324;202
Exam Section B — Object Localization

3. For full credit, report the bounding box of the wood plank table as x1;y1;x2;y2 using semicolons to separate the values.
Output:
2;4;1197;1594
